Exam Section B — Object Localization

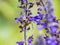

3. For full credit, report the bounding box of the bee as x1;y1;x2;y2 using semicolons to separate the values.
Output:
19;20;32;32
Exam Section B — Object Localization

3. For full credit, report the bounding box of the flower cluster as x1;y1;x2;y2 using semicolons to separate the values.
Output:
15;0;60;45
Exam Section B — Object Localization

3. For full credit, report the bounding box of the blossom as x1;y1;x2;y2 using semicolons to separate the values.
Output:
16;41;24;45
15;0;60;45
34;36;46;45
38;22;47;30
27;35;33;45
49;25;58;33
37;8;42;11
28;35;33;43
45;36;58;45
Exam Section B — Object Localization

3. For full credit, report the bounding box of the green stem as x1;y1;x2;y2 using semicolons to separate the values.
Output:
24;0;28;45
24;26;27;45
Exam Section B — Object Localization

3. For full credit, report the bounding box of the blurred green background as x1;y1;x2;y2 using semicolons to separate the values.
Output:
0;0;60;45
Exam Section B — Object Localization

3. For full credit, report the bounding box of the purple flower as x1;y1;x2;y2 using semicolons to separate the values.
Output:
34;16;40;19
16;41;24;45
38;25;45;30
45;13;56;22
16;0;60;45
38;23;47;30
37;8;42;11
37;12;41;15
28;16;34;21
45;36;58;45
28;35;33;44
56;30;60;34
25;9;30;13
35;36;46;45
15;13;23;21
47;40;57;45
28;2;34;4
49;24;58;34
37;21;41;25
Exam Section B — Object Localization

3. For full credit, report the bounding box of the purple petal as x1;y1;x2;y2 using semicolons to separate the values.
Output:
28;16;34;21
34;16;40;19
28;2;34;4
38;25;45;30
16;41;24;45
37;8;42;11
15;18;18;20
37;12;41;15
28;35;33;44
50;26;58;33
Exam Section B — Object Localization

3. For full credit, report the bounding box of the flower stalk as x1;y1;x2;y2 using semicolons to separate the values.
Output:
24;0;27;45
15;0;60;45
